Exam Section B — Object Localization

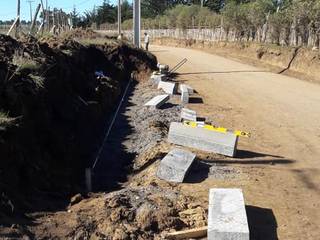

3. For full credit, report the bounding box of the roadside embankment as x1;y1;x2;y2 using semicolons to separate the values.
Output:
0;32;157;216
154;37;320;83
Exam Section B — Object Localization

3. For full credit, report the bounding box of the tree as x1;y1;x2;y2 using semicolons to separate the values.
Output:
96;0;116;26
205;0;225;12
71;6;81;27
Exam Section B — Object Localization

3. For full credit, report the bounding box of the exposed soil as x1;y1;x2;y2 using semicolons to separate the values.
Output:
2;32;319;240
0;65;209;239
151;45;320;240
0;33;157;223
153;37;320;84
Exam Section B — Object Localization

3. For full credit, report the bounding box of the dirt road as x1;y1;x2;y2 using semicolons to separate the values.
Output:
152;45;320;239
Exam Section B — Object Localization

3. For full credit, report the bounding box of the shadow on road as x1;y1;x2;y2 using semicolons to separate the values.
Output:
201;158;295;165
246;205;278;240
184;160;210;184
189;97;204;104
236;150;284;159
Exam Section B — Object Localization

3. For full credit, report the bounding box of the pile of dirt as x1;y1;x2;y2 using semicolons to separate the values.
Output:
39;29;114;47
154;37;320;83
22;186;206;240
0;34;157;217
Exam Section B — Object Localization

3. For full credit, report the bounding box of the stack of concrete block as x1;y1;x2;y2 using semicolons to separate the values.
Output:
158;80;177;95
208;188;249;240
180;84;194;95
181;108;197;122
180;84;189;104
168;122;238;157
150;74;167;85
157;148;196;183
144;94;170;109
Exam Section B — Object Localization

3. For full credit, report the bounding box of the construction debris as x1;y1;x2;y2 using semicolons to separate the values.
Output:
166;226;207;240
168;122;238;157
180;108;197;122
144;94;170;109
208;189;249;240
157;148;196;183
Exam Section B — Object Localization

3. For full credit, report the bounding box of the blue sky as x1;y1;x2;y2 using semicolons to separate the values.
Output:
0;0;121;21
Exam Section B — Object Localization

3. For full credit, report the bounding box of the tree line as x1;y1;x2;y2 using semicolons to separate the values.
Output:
77;0;320;47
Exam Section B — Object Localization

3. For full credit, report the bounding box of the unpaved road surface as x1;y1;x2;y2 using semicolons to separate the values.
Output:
152;45;320;240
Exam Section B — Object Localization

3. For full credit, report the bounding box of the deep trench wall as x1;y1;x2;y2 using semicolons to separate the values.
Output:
154;37;320;84
0;35;157;212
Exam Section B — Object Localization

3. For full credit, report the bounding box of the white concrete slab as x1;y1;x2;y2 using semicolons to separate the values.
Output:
144;94;170;109
168;122;238;157
157;148;196;183
150;74;167;85
180;85;189;104
180;84;194;95
208;188;249;240
181;108;197;122
158;80;177;95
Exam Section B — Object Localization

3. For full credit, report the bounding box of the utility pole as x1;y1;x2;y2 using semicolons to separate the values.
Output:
8;0;21;37
46;0;49;31
38;0;45;34
118;0;121;35
133;0;141;47
16;0;21;36
29;3;41;35
17;0;20;34
27;0;34;23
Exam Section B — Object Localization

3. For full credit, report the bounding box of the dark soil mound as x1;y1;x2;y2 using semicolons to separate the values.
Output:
0;34;157;217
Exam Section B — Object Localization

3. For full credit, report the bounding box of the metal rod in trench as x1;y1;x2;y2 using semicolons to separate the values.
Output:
86;74;134;192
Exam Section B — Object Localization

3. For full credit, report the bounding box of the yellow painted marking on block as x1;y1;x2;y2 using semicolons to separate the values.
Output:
183;121;251;138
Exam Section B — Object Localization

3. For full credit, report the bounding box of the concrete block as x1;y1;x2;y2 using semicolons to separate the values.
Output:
196;121;205;127
158;80;177;95
180;85;189;104
180;84;194;95
150;74;167;85
157;148;196;183
168;122;238;157
208;188;249;240
144;94;170;109
181;108;197;122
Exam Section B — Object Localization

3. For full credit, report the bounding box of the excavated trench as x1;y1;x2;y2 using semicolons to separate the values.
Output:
0;33;212;239
0;34;157;219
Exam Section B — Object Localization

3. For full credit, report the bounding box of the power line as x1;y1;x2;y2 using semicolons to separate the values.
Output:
64;0;93;11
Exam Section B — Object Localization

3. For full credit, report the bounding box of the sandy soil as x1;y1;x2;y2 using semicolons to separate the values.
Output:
151;45;320;240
